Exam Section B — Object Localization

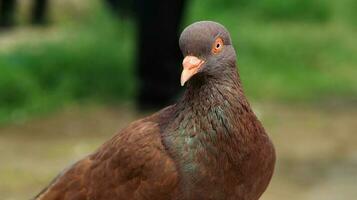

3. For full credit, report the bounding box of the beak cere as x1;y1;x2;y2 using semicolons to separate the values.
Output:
180;56;205;86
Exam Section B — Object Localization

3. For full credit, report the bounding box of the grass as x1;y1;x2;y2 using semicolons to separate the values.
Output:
0;4;136;124
0;0;357;125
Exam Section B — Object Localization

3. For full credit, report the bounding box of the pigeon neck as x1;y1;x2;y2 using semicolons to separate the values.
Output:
163;67;258;198
173;67;253;141
181;67;249;111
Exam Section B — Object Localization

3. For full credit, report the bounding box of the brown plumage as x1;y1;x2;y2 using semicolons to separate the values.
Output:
35;21;275;200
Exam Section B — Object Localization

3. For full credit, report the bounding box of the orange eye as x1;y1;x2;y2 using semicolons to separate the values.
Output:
212;37;224;54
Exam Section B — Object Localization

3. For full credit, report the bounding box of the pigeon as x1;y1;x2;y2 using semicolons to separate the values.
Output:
34;21;275;200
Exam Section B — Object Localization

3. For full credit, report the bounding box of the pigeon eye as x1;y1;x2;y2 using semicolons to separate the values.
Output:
212;37;224;54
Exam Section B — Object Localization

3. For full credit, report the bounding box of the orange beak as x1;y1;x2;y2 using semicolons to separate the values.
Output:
180;56;205;86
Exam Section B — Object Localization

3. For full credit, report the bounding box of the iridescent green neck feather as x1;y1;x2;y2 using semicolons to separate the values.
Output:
161;66;257;198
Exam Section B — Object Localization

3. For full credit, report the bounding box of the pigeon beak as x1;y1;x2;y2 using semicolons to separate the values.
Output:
180;56;205;86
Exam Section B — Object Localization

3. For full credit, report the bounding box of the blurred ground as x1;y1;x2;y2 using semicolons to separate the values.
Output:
0;103;356;200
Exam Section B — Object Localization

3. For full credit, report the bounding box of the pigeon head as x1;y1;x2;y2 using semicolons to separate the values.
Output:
179;21;237;86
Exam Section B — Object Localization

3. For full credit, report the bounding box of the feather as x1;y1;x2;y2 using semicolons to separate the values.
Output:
35;21;275;200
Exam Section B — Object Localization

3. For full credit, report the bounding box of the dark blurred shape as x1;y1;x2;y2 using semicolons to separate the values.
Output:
136;0;186;110
0;0;48;29
105;0;186;110
105;0;134;17
0;0;16;28
31;0;48;25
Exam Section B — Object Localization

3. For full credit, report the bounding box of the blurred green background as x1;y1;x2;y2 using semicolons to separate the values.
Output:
0;0;356;199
